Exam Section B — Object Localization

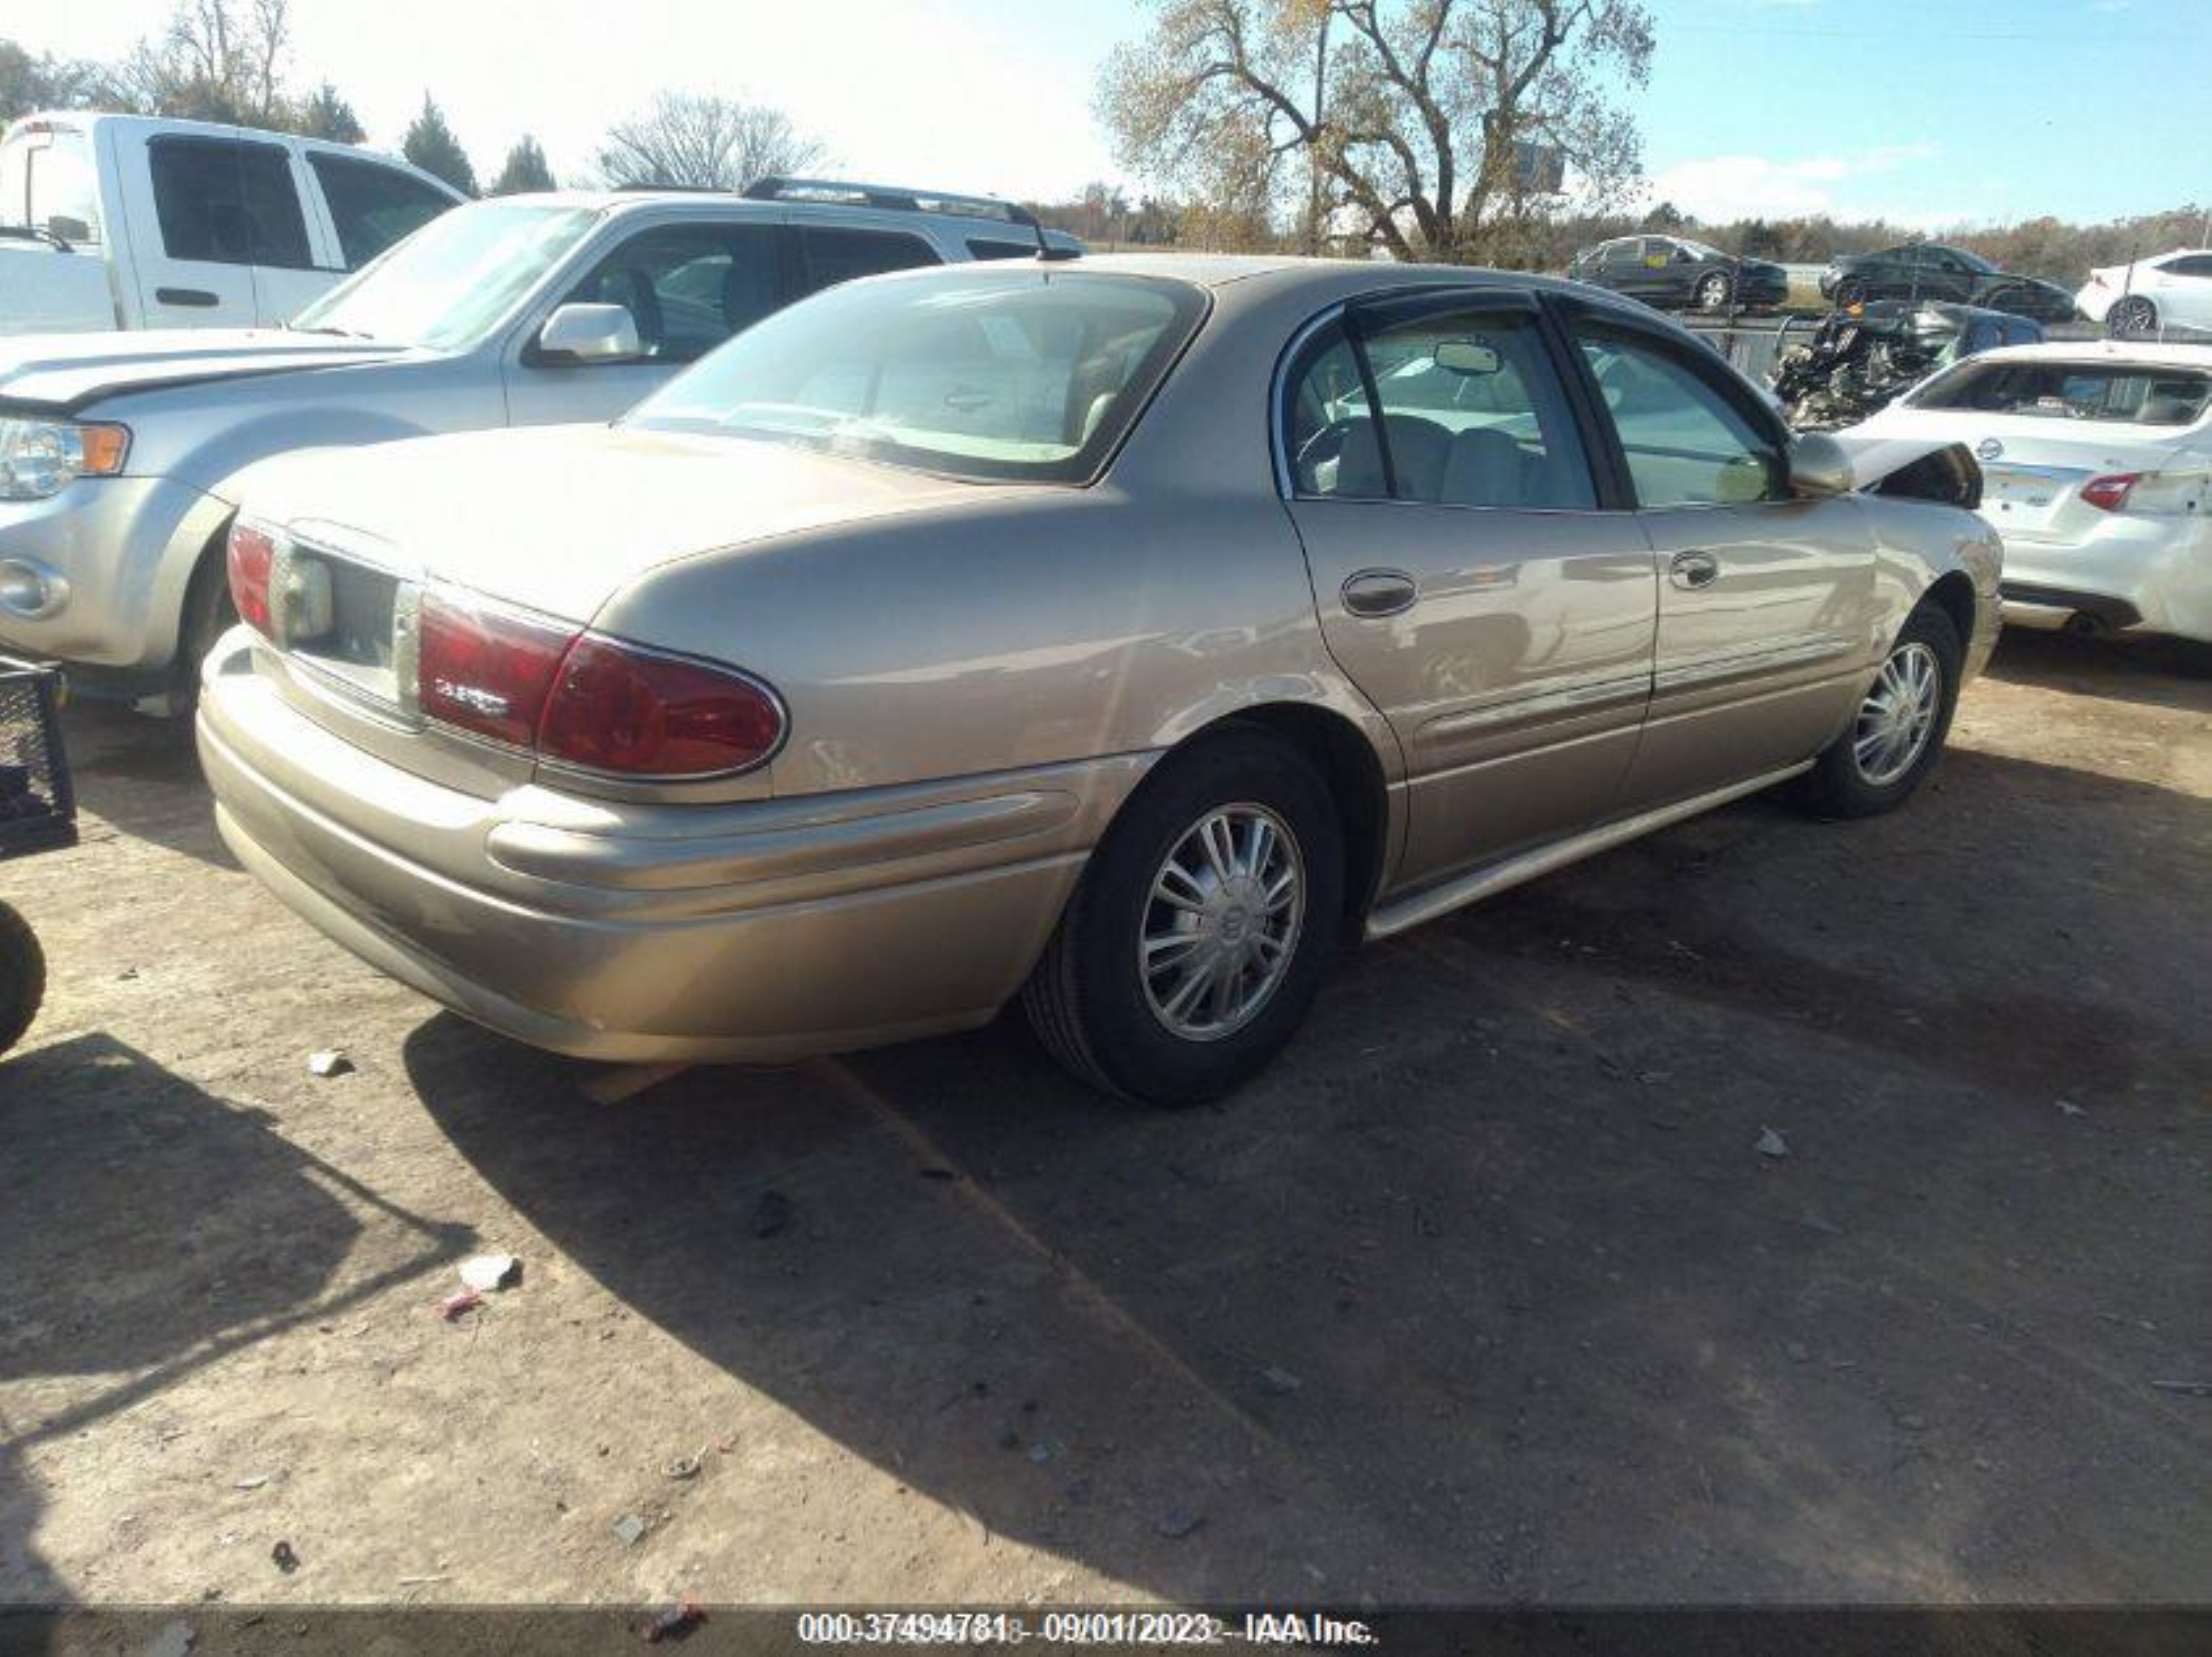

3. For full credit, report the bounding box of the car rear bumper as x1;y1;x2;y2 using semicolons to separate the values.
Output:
1993;515;2212;643
198;632;1141;1063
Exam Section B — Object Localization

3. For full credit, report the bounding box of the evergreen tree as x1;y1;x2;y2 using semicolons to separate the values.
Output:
402;92;476;196
490;135;556;195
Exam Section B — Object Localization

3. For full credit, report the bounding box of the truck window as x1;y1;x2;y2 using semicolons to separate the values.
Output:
308;152;454;269
792;226;939;299
2;125;103;243
149;137;312;269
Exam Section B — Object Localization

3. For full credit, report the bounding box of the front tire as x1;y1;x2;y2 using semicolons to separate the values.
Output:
1022;728;1344;1107
1696;272;1732;312
2107;294;2159;337
0;901;46;1058
169;537;239;716
1802;604;1962;819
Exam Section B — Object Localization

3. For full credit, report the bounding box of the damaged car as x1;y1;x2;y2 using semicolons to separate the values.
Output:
1848;341;2212;643
1773;300;2044;429
199;258;2001;1106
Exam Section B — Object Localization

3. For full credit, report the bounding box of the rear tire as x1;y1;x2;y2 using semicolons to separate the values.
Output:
0;901;46;1059
1696;272;1732;312
1022;727;1343;1107
1801;604;1962;820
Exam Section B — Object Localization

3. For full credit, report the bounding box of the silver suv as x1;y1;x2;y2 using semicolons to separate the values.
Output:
0;177;1080;707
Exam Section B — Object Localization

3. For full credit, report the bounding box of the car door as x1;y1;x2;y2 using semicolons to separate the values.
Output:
118;132;280;326
1280;291;1657;883
502;217;792;426
1561;306;1878;807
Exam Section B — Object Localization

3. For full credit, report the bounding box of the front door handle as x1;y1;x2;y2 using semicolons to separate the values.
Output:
1341;569;1418;618
1669;550;1721;590
155;287;221;308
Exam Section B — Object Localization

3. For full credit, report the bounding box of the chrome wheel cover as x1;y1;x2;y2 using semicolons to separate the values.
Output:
1140;804;1305;1042
1698;274;1729;310
1852;641;1942;787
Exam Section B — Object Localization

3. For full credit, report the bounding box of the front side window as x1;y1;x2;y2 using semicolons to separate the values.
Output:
554;223;785;363
290;202;601;348
1285;308;1596;509
3;128;102;243
792;226;940;299
309;153;453;269
630;269;1205;485
1575;326;1787;507
149;137;310;268
1912;361;2210;426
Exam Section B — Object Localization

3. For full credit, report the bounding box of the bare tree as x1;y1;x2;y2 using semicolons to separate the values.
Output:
1100;0;1654;263
592;91;826;191
122;0;293;126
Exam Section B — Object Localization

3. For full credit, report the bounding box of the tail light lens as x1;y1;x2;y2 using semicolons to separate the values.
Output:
417;587;573;749
228;520;277;636
2080;472;2141;512
540;635;785;777
416;584;784;777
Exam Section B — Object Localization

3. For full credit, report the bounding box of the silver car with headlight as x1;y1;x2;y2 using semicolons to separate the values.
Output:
200;256;2001;1105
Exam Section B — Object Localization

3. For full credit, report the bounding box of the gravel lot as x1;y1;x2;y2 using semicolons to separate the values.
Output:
2;629;2207;1609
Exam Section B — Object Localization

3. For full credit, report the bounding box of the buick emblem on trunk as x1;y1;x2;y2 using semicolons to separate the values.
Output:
1976;438;2004;461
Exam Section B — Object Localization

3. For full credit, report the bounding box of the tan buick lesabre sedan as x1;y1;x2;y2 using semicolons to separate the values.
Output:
198;256;2001;1104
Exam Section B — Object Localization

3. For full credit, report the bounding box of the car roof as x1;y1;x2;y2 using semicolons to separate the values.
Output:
483;187;1080;244
1948;340;2212;372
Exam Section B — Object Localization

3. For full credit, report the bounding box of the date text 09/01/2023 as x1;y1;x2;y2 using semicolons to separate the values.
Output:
791;1610;1380;1646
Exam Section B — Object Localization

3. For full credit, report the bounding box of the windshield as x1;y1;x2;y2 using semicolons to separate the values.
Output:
628;269;1208;484
290;202;601;349
1913;360;2211;425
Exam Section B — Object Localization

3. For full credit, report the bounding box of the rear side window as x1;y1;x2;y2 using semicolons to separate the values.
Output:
2165;255;2212;279
150;137;311;268
1285;309;1596;509
1916;361;2211;426
308;153;452;269
1573;326;1787;507
792;226;939;298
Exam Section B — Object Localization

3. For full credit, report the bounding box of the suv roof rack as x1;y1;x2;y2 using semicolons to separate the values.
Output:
741;176;1041;231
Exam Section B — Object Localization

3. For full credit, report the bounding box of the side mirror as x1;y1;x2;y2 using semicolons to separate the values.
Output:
535;302;642;364
46;215;91;245
1789;431;1855;497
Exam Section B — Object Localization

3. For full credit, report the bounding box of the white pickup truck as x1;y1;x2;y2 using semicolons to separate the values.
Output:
1;111;463;335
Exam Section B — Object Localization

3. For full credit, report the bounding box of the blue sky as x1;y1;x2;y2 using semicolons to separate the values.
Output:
19;0;2210;227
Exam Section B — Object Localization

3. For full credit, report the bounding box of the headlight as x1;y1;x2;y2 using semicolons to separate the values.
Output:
0;418;130;501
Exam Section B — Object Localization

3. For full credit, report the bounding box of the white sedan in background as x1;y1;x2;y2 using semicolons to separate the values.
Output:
1849;342;2212;643
2076;249;2212;337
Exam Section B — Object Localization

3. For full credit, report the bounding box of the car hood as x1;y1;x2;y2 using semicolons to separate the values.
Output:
0;329;410;414
236;422;1001;624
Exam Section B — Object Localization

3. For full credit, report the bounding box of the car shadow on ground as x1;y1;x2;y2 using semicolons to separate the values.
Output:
1985;629;2212;711
0;1033;469;1603
55;704;234;870
404;745;2212;1603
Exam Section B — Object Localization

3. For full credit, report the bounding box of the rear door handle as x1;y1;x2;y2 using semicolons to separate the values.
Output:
155;287;220;308
1340;569;1418;618
1669;550;1721;590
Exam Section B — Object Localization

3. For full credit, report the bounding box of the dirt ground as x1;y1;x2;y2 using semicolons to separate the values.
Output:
1;628;2207;1611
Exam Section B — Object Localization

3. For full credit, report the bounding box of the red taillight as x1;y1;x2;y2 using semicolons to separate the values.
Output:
417;587;575;749
539;635;785;776
2080;472;2141;512
227;520;276;636
415;585;785;776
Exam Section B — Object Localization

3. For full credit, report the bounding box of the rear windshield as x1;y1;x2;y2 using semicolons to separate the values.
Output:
1912;361;2211;426
628;268;1207;484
